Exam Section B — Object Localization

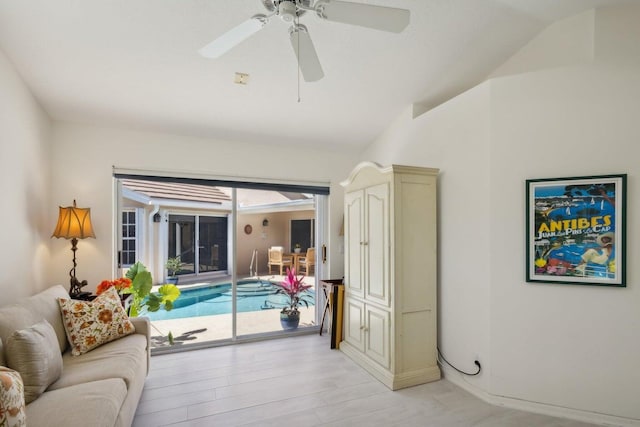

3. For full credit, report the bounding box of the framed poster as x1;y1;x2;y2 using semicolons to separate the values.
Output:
526;174;626;286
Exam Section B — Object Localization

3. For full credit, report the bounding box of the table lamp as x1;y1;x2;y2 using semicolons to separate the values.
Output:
52;200;96;298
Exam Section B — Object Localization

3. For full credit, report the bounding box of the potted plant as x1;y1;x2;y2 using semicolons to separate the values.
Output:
122;261;181;317
293;243;301;254
165;256;183;285
272;267;313;330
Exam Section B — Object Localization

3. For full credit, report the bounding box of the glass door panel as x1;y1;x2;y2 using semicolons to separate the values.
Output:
235;189;317;337
291;219;314;253
163;212;232;342
235;206;281;337
198;215;228;273
168;215;195;275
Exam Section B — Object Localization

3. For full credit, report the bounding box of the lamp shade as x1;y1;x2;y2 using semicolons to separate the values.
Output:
51;200;96;240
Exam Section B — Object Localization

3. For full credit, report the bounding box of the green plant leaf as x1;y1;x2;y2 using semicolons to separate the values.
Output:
158;284;181;302
132;271;153;298
125;261;147;281
120;262;181;316
146;293;161;312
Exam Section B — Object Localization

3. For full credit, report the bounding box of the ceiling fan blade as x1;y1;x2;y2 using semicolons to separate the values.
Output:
290;25;324;82
199;15;268;58
315;0;410;33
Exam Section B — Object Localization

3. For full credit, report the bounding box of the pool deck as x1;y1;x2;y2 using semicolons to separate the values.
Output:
147;274;319;349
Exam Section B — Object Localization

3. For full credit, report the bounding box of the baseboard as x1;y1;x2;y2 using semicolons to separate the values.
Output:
441;365;640;427
391;365;441;390
341;341;394;388
340;342;440;390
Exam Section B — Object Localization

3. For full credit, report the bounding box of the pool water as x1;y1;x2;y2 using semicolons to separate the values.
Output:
145;279;315;321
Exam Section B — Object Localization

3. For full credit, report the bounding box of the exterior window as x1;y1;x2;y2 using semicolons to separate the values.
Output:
122;210;136;267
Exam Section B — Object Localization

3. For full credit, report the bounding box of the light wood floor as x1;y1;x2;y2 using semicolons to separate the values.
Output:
133;334;600;427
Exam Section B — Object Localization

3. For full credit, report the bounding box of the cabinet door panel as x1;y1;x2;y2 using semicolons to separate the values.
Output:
345;191;364;298
365;183;390;306
343;299;365;352
398;177;437;312
365;304;390;369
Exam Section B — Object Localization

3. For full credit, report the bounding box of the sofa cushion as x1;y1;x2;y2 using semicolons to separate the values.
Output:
49;333;147;392
0;366;26;427
5;320;63;404
26;378;127;427
58;287;135;356
0;285;70;365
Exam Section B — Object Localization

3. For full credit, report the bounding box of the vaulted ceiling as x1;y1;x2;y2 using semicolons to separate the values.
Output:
0;0;630;150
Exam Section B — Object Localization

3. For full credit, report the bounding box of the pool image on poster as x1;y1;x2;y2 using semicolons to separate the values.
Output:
526;174;626;286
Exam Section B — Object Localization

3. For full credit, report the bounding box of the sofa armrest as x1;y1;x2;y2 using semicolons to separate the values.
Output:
130;316;151;374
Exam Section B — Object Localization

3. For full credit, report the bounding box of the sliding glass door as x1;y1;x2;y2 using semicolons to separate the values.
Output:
168;214;228;278
115;173;328;351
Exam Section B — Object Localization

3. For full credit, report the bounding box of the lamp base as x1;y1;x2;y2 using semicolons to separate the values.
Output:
69;276;89;299
73;292;93;301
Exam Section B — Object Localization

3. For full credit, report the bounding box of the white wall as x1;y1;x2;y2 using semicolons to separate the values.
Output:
0;48;52;304
362;4;640;425
49;123;356;291
488;61;640;424
364;82;493;392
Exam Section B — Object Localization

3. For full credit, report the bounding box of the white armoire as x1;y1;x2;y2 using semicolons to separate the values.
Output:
340;161;440;390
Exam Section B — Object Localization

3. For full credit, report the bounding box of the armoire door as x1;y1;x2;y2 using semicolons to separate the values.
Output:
364;183;390;307
345;190;364;299
365;304;390;369
343;298;365;352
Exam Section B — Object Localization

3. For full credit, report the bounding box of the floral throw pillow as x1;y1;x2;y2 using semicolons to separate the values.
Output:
0;366;26;427
58;287;135;356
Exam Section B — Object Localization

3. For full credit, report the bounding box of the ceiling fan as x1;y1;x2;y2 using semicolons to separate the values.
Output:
198;0;410;82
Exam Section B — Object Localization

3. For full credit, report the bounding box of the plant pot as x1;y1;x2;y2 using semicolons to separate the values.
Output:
294;248;301;254
166;276;179;285
280;310;300;330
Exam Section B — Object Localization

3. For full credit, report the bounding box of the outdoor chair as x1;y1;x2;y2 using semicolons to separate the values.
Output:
298;247;315;276
268;246;293;275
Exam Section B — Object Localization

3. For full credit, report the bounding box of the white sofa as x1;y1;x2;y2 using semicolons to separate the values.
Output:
0;285;150;427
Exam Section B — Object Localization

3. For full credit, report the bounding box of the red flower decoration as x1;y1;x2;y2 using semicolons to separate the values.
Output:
96;277;132;295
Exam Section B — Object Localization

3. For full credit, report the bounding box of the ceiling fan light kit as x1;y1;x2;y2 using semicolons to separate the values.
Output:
278;0;298;22
199;0;410;82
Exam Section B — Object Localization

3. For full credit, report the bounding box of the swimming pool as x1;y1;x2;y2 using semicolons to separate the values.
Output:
145;279;315;321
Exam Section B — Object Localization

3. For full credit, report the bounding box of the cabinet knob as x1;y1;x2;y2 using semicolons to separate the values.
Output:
362;241;368;246
360;326;369;332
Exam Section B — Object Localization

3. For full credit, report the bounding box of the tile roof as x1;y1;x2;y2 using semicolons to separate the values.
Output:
121;179;230;204
121;179;312;207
